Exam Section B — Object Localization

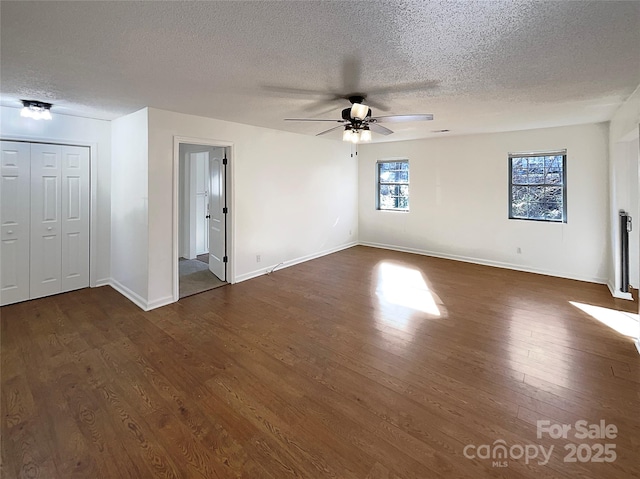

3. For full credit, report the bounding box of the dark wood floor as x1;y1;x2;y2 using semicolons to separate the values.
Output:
2;246;639;478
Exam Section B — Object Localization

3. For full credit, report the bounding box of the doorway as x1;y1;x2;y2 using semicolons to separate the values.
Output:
176;141;230;299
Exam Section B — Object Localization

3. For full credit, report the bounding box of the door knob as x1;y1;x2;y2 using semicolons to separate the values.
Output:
7;230;13;234
47;227;53;231
205;215;211;219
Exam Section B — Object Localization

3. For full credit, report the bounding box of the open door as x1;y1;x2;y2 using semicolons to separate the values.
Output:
208;150;226;281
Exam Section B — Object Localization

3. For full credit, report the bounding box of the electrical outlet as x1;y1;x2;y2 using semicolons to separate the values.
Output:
256;254;261;263
517;247;522;254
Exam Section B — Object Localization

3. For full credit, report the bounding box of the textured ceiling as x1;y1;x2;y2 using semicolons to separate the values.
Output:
1;1;639;142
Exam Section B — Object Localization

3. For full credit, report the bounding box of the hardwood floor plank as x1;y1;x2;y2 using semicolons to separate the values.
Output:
94;381;182;478
2;374;36;433
60;374;143;479
144;408;227;479
206;370;364;479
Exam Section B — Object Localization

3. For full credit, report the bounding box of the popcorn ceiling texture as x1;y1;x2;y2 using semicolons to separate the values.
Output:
1;1;638;141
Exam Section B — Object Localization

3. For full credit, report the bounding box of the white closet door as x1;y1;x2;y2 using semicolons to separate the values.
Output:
30;144;63;299
61;146;89;292
0;141;31;305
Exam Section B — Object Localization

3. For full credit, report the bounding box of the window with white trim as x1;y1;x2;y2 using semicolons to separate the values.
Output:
509;151;567;222
377;160;409;211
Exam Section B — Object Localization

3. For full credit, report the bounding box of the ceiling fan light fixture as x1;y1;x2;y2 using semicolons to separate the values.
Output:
360;127;372;142
350;102;369;121
342;126;353;142
20;100;53;120
285;97;433;141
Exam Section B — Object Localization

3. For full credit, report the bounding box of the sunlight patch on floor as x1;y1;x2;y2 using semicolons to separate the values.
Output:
570;301;639;339
375;262;440;316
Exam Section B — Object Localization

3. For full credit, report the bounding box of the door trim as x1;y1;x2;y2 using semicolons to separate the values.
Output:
172;136;234;303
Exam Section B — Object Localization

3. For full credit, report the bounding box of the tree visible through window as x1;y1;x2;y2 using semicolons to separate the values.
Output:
509;151;567;222
378;160;409;211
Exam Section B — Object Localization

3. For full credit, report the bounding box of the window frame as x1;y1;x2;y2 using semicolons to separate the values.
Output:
376;159;410;212
508;150;567;223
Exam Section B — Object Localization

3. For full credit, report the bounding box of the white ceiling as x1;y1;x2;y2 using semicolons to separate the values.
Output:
1;1;639;142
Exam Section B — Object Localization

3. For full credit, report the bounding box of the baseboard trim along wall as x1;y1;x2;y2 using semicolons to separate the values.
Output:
146;295;175;311
107;278;150;311
108;278;175;311
607;282;635;301
359;241;608;285
104;242;358;310
106;241;618;311
235;241;359;283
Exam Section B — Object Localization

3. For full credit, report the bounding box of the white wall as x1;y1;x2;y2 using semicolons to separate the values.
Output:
628;137;639;288
611;138;640;288
110;108;149;306
146;108;357;307
0;105;111;284
607;83;640;353
358;123;609;283
610;84;640;145
609;85;640;298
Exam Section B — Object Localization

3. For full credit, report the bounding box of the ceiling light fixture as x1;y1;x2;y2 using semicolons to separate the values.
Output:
20;100;53;120
350;102;369;121
345;101;373;143
343;126;353;142
342;125;372;144
360;126;372;142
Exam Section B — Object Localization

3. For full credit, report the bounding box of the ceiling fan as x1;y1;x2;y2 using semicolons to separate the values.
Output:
284;95;434;143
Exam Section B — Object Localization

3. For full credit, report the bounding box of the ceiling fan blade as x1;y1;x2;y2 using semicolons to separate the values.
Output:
366;80;440;96
312;105;343;117
369;123;394;136
316;125;345;136
262;85;330;97
303;97;344;116
284;118;344;122
371;114;434;123
342;56;361;94
363;97;390;112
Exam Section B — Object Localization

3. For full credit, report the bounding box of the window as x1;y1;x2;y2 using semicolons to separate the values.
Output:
509;151;567;222
378;160;409;211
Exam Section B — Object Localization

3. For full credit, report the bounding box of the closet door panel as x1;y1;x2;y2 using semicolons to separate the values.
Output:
61;146;89;292
0;141;31;305
30;144;62;300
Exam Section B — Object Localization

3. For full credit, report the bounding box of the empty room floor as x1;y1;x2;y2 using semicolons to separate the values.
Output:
1;246;639;478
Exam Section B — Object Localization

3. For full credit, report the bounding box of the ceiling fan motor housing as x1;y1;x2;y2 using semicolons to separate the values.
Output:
342;107;372;123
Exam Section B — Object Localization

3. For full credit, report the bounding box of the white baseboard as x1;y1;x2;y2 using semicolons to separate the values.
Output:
235;241;358;283
607;282;634;301
105;242;359;310
108;278;150;311
359;241;608;285
108;279;175;311
636;339;640;356
94;278;111;287
146;295;175;311
235;268;265;283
